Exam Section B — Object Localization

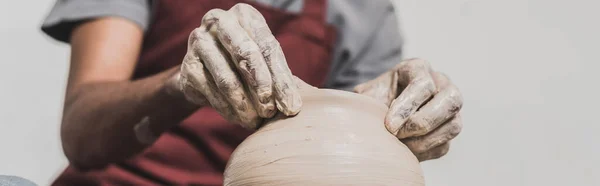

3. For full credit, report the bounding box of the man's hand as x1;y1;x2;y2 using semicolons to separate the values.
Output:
354;58;463;161
175;3;300;129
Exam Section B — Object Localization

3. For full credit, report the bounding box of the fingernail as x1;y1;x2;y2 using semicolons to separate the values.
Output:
277;96;301;116
259;103;276;118
384;116;402;135
256;88;272;104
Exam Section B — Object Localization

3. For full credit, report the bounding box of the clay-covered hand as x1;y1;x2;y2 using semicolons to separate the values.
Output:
354;58;463;161
175;3;300;129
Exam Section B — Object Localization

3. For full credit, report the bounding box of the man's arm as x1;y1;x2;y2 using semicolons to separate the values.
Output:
52;2;304;170
62;17;199;170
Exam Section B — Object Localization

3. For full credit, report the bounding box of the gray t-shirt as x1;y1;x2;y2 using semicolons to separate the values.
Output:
41;0;403;90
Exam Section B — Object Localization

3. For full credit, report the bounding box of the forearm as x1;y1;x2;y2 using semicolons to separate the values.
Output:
58;17;200;169
62;67;199;169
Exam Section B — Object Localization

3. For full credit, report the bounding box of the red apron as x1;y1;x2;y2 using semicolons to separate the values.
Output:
52;0;336;185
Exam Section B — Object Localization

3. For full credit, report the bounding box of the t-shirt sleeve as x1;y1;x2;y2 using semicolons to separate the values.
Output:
41;0;153;43
324;0;403;90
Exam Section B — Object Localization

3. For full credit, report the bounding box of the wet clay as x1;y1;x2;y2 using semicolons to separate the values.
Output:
223;84;425;186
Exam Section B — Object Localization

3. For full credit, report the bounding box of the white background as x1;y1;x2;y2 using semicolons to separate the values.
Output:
1;0;599;185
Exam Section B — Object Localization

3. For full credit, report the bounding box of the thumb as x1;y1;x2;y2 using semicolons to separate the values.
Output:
353;71;399;107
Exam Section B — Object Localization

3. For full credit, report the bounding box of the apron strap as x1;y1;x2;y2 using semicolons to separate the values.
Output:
302;0;327;22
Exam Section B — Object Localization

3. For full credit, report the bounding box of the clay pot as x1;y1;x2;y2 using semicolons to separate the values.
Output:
224;83;424;186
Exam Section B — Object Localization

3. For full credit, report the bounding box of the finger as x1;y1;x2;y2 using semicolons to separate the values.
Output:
432;71;451;90
353;70;399;106
202;9;275;118
180;53;242;124
415;142;450;162
176;70;208;106
230;3;301;116
384;59;436;136
397;74;463;138
401;114;462;154
190;27;260;128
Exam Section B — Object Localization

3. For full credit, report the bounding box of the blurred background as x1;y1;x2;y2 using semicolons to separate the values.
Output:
1;0;598;185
